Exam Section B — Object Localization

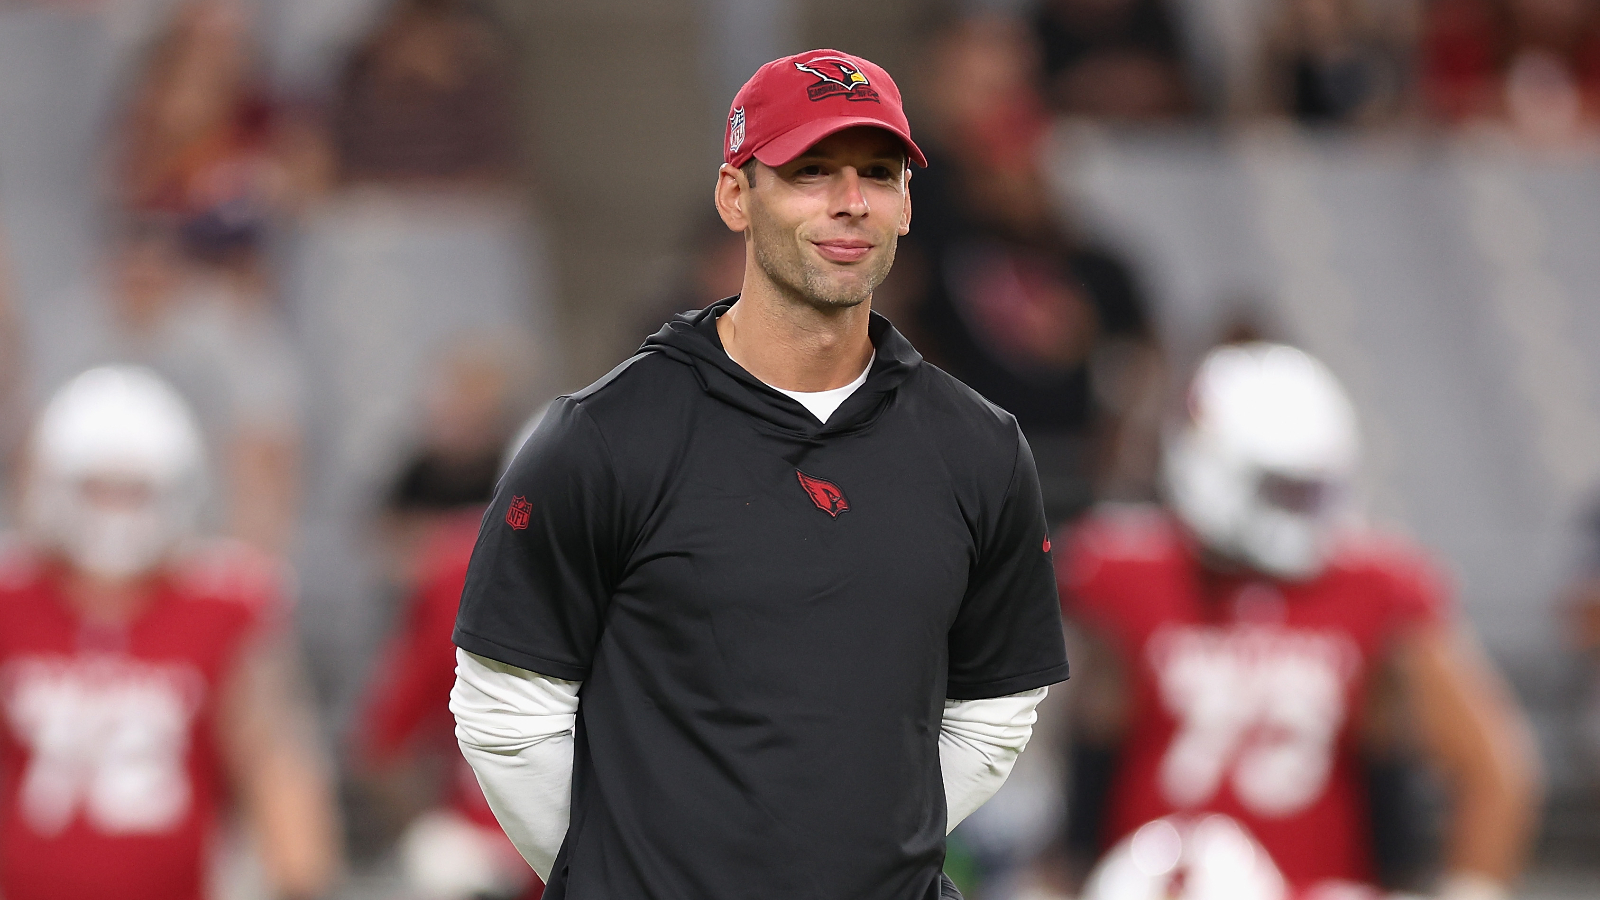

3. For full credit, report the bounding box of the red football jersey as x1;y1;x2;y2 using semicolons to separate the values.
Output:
1058;507;1449;892
0;539;277;900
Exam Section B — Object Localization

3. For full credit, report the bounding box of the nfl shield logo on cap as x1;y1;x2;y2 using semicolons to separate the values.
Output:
729;107;746;155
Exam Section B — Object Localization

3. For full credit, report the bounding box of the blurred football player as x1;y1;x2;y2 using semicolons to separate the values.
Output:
1057;343;1541;900
355;410;548;900
0;366;341;900
356;511;542;900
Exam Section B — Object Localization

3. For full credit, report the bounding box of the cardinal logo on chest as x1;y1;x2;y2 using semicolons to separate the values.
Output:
796;470;849;518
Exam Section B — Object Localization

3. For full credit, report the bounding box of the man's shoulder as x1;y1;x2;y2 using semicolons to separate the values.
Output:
564;350;697;424
0;534;48;596
162;539;288;629
528;351;701;485
1319;529;1453;621
903;362;1022;455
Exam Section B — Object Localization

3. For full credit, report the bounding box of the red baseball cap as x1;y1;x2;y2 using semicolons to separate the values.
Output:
724;49;927;170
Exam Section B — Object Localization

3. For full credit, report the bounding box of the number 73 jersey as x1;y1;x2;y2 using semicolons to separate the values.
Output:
1056;507;1450;891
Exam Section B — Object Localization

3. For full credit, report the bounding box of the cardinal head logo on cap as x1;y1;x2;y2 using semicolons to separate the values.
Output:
794;57;879;102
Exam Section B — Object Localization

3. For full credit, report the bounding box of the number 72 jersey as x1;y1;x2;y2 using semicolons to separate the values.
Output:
0;541;276;900
1056;507;1449;891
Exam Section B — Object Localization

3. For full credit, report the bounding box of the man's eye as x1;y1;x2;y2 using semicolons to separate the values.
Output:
867;166;894;180
796;165;824;177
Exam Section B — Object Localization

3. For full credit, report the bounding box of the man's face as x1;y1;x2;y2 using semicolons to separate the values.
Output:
742;127;911;310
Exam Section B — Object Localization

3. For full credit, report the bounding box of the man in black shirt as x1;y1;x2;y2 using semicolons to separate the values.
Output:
451;49;1070;900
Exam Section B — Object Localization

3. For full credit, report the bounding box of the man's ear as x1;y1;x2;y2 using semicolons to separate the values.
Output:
715;164;751;233
897;168;912;236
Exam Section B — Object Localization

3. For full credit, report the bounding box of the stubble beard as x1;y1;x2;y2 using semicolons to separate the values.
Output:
750;219;896;312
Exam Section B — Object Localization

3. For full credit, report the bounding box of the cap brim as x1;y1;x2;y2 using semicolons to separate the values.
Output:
752;116;927;169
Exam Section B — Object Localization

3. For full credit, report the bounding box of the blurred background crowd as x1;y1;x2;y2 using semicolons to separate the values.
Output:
0;0;1598;897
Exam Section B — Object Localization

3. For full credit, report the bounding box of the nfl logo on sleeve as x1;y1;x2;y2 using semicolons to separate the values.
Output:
505;496;532;530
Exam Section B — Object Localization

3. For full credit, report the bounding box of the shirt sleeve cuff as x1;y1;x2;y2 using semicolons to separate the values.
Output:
452;626;591;682
946;662;1070;701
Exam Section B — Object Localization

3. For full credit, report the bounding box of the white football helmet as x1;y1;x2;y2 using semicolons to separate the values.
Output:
398;808;534;899
23;366;207;579
1082;814;1288;900
1163;343;1359;581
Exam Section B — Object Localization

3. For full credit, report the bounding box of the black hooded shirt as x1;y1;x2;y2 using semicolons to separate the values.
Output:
454;298;1070;900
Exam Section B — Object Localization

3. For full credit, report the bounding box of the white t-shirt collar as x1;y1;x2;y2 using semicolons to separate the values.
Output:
765;353;874;425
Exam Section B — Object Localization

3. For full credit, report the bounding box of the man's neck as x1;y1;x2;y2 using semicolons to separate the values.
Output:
716;280;874;393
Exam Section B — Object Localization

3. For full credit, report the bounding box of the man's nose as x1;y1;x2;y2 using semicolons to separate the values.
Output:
831;168;870;219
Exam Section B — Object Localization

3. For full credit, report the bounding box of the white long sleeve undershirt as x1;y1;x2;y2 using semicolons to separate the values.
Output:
451;650;580;880
938;687;1046;830
451;649;1045;879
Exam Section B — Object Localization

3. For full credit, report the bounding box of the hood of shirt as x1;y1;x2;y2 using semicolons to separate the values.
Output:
638;297;923;437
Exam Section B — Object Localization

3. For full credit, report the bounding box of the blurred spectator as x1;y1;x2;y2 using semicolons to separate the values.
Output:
332;0;520;189
116;0;316;239
906;16;1164;525
1420;0;1600;141
1032;0;1193;120
380;335;538;588
1260;0;1420;126
1;365;341;900
282;0;546;738
99;0;309;555
96;218;304;554
356;402;549;898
